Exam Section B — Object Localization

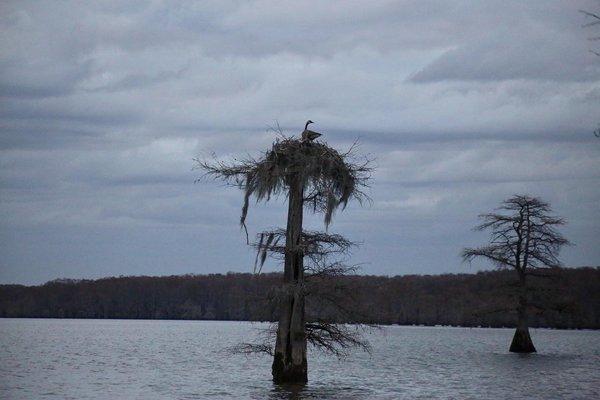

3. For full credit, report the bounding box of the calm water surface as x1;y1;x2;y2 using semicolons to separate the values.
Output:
0;319;599;399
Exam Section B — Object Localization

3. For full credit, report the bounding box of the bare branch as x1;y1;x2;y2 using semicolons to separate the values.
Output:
580;10;600;26
306;321;372;358
226;323;276;356
228;320;372;359
462;194;570;272
251;229;357;272
580;9;600;57
228;342;274;356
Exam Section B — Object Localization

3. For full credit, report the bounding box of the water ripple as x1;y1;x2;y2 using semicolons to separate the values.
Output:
0;320;599;399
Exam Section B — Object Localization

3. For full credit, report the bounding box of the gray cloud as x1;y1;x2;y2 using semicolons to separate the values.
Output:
0;0;599;284
410;29;600;83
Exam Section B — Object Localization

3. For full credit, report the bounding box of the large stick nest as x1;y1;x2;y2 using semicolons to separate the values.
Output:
197;138;371;229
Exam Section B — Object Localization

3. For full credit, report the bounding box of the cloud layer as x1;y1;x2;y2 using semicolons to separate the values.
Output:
1;1;599;284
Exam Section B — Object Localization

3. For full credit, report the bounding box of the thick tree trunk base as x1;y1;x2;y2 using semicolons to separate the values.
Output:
271;173;308;384
272;353;307;384
509;327;536;353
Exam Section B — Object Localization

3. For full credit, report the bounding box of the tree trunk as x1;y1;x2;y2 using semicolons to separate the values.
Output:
509;273;536;353
272;175;307;383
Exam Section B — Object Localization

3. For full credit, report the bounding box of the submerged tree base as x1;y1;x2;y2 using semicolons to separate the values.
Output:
509;327;537;353
272;353;308;384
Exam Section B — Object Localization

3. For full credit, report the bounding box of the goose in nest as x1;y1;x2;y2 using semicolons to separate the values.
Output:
301;120;322;142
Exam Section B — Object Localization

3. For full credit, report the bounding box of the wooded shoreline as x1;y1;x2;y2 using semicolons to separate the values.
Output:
1;267;598;329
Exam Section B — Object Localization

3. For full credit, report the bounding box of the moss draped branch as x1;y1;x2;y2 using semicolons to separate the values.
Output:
196;138;371;230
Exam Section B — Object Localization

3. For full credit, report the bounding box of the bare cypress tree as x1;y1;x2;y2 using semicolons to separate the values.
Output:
197;126;371;383
462;195;571;353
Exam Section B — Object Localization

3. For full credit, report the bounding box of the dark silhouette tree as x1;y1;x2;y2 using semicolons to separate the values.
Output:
462;195;571;353
197;125;371;383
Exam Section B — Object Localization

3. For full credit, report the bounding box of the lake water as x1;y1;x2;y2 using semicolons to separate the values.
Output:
0;319;598;399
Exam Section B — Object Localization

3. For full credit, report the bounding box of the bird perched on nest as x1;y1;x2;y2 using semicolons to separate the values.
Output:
301;120;322;142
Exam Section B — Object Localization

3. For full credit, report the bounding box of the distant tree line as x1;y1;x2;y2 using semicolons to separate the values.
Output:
1;267;598;329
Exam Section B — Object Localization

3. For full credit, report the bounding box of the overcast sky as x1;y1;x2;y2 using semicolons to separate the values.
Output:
1;1;599;285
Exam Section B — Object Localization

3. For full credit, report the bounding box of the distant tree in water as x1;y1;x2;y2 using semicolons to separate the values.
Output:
197;122;371;383
462;195;571;353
